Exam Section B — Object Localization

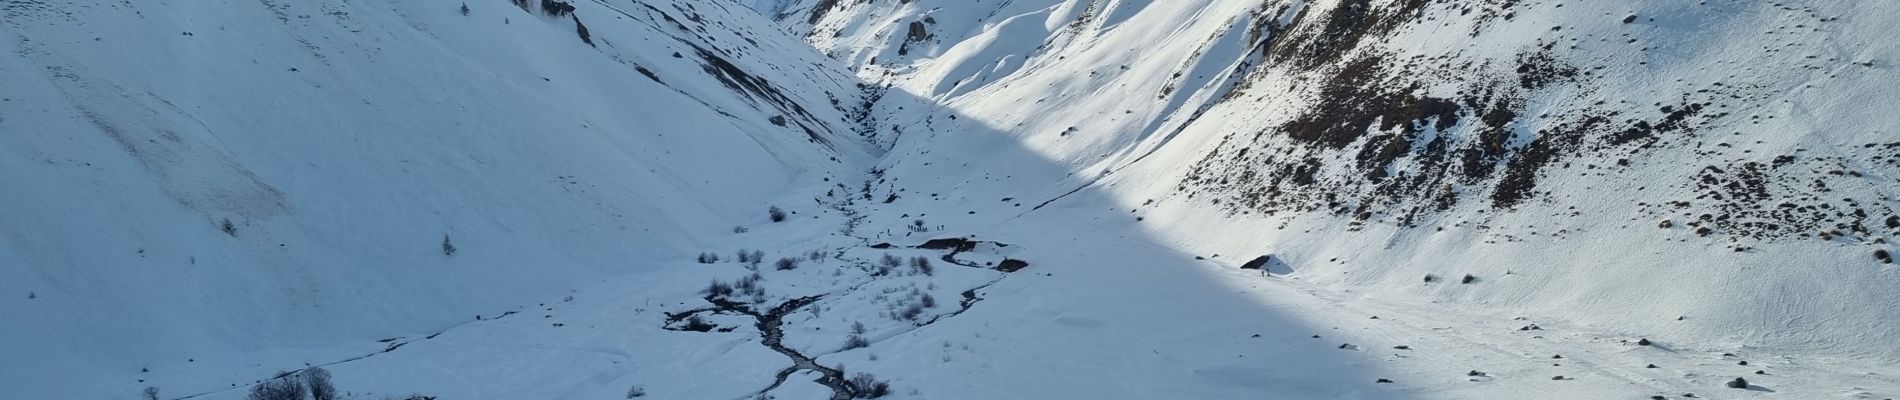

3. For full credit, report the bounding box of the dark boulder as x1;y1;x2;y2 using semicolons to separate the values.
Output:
1239;254;1294;274
918;237;978;252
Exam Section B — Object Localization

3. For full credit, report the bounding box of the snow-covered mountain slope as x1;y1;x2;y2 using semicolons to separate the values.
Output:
1;0;871;397
763;0;1900;366
737;0;1900;373
8;0;1900;399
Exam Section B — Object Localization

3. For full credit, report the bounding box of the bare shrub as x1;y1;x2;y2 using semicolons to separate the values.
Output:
908;257;933;275
734;273;765;297
304;367;336;400
680;315;715;332
848;372;891;398
247;377;304;400
704;280;734;297
898;302;924;321
842;335;870;351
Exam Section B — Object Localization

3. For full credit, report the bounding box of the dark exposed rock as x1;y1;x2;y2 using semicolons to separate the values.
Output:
1240;255;1272;270
918;237;978;252
572;15;592;47
805;0;841;25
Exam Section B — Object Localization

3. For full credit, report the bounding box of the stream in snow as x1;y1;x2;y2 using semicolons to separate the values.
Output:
705;295;854;400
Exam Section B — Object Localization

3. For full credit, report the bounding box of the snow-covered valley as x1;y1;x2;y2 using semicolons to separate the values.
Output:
4;0;1898;399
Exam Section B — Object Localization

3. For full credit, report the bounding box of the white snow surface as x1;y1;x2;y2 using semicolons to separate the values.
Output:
5;0;1900;399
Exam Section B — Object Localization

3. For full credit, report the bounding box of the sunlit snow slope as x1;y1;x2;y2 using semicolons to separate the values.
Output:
767;0;1900;359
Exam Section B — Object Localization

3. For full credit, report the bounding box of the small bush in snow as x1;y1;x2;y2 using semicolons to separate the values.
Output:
919;294;937;309
898;302;925;321
808;250;828;261
680;315;715;332
735;273;764;297
847;372;891;399
441;235;456;256
768;206;787;222
246;377;304;400
736;249;766;269
459;2;470;15
625;385;646;398
909;257;933;275
842;335;870;351
697;252;720;264
776;257;800;271
303;367;337;400
733;225;749;234
221;218;237;236
143;387;159;400
704;280;734;297
851;320;866;334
